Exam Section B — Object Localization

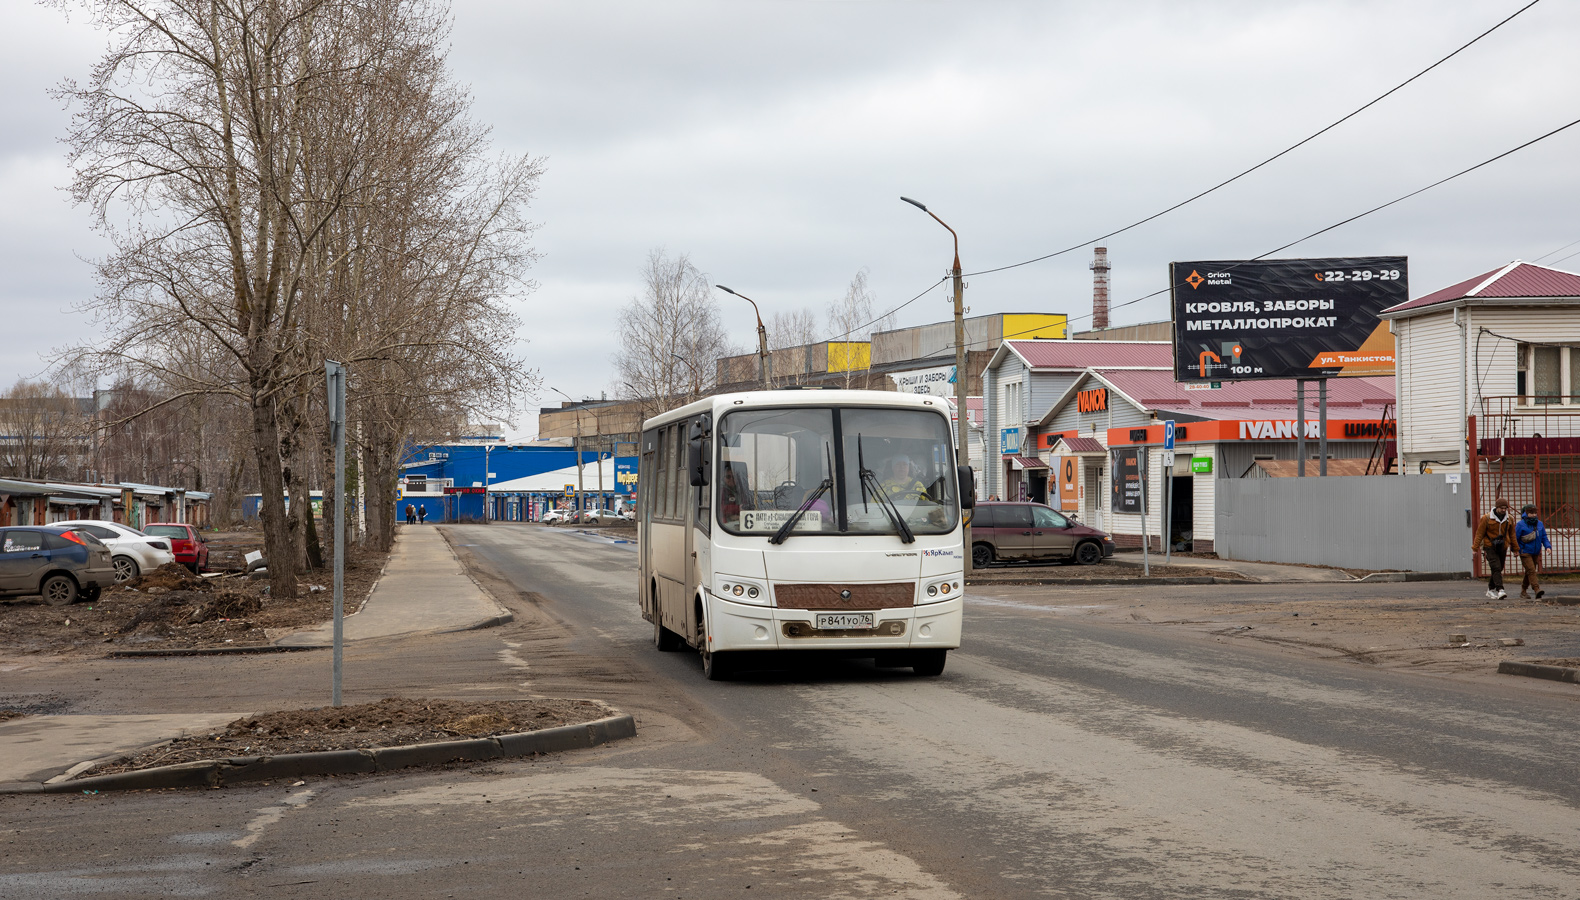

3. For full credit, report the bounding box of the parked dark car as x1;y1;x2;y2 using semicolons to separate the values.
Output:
970;501;1115;568
0;526;117;606
143;523;210;573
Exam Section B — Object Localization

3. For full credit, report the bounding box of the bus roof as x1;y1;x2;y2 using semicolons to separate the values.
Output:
640;390;949;431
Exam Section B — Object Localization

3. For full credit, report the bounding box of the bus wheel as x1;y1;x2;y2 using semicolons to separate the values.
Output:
702;648;732;681
911;649;947;677
654;619;683;652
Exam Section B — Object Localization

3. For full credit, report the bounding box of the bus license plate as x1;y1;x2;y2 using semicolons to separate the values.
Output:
816;612;874;630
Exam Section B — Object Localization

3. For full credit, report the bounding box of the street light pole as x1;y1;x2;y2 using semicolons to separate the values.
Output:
902;196;971;578
716;285;772;390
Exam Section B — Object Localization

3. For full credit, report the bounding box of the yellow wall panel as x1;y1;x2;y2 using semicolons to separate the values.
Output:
1003;313;1068;341
827;341;871;373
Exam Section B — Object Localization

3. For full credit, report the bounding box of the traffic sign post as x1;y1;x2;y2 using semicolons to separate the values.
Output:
1163;421;1175;565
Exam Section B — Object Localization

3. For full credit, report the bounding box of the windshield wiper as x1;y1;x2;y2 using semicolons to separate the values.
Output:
770;443;833;545
856;434;915;544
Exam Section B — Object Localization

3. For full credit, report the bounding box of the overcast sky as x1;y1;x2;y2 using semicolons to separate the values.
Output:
4;0;1579;436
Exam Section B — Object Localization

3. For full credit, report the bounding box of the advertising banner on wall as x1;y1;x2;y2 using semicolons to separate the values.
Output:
1170;256;1407;382
889;364;957;397
1110;447;1146;514
1056;456;1080;512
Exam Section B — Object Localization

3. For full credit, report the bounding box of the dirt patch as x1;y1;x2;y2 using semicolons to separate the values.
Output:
0;550;387;656
1529;658;1580;668
76;697;612;778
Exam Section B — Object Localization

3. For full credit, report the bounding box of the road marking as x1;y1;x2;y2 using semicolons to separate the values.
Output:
233;790;317;849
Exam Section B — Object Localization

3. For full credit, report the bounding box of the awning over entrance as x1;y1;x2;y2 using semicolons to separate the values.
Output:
1006;455;1048;470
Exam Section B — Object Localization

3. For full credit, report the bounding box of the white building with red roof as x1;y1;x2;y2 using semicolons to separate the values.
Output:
1379;261;1580;474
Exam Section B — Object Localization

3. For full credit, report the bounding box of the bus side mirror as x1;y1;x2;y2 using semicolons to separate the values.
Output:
688;419;711;487
958;465;975;509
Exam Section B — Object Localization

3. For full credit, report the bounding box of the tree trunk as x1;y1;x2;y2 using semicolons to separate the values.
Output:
250;388;297;599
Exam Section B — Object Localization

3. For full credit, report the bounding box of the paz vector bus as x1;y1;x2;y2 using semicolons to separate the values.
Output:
637;390;973;680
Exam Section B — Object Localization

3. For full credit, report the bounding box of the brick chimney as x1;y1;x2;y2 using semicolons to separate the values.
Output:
1089;247;1110;330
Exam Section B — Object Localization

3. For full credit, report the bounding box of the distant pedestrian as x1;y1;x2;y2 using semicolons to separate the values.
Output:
418;504;428;524
1472;497;1515;600
405;503;416;525
1516;503;1551;600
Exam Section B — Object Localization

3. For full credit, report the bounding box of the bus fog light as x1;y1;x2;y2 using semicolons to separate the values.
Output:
733;584;744;596
886;622;905;635
747;586;759;599
940;583;951;594
927;584;938;597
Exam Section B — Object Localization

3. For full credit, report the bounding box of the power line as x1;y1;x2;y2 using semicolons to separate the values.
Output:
968;112;1580;350
959;0;1544;279
1533;237;1580;263
824;276;946;343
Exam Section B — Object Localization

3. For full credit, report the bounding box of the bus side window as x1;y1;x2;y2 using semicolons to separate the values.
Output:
656;425;671;520
671;425;686;521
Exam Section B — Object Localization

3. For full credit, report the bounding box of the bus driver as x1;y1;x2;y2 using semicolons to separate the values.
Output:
880;455;929;503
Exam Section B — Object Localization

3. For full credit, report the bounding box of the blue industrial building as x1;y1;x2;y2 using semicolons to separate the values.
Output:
399;441;636;523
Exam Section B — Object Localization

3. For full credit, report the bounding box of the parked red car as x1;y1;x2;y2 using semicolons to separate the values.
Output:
142;523;210;573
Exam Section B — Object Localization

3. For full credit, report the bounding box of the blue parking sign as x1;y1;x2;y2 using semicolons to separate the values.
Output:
1163;420;1176;451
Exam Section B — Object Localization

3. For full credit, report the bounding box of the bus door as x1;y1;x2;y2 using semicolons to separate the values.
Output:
686;414;712;641
639;429;657;618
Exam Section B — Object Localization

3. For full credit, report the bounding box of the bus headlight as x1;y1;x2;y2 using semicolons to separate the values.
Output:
716;577;769;605
919;578;960;604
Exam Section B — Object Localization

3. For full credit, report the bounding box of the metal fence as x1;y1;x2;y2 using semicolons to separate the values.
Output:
1471;399;1580;575
1216;476;1471;573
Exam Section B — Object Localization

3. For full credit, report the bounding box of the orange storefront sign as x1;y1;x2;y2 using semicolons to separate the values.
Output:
1107;419;1395;446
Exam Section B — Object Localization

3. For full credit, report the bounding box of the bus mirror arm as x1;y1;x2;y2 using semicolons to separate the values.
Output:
958;466;975;509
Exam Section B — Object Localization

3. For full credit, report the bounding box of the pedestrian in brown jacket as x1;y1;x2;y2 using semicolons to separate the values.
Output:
1473;498;1516;600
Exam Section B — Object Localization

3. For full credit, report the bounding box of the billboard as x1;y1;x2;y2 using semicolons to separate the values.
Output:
1171;256;1406;382
1111;447;1146;515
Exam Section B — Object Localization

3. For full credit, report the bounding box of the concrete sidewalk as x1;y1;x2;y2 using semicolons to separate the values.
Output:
1107;550;1356;583
276;526;511;646
2;527;512;790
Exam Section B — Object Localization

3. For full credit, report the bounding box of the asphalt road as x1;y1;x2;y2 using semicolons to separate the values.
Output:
3;523;1579;899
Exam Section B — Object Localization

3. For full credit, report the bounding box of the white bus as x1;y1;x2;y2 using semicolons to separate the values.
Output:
638;390;973;680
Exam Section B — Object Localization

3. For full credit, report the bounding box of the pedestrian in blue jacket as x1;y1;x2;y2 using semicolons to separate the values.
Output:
1515;504;1551;600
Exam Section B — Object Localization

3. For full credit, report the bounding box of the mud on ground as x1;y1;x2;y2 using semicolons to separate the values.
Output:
969;559;1248;583
0;549;387;655
74;697;613;779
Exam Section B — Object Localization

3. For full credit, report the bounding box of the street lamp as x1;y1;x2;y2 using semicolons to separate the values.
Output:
716;284;772;390
901;195;972;578
550;387;586;519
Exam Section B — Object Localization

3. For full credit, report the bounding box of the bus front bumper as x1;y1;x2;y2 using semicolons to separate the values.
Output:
705;592;963;653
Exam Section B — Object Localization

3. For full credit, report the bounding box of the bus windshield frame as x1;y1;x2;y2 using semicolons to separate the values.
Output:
715;405;959;539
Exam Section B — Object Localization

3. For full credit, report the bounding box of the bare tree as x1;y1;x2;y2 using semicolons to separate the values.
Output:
825;268;890;387
57;0;540;578
614;250;732;420
0;380;89;481
768;308;820;350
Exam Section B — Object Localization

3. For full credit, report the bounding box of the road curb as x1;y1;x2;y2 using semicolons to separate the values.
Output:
1356;571;1472;583
107;644;326;658
1497;661;1580;684
969;575;1242;587
3;713;637;794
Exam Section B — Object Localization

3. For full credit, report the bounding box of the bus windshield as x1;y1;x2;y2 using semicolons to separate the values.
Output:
717;406;958;537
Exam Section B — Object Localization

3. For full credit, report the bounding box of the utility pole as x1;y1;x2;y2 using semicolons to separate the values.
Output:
552;388;586;517
324;360;347;707
902;196;972;578
716;285;772;390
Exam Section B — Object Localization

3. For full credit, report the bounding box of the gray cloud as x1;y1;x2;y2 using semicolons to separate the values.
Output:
6;0;1579;435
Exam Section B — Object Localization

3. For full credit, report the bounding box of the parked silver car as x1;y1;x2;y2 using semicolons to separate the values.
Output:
50;519;178;583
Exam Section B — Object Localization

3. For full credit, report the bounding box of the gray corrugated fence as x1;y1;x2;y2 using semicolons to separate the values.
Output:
1215;476;1471;573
